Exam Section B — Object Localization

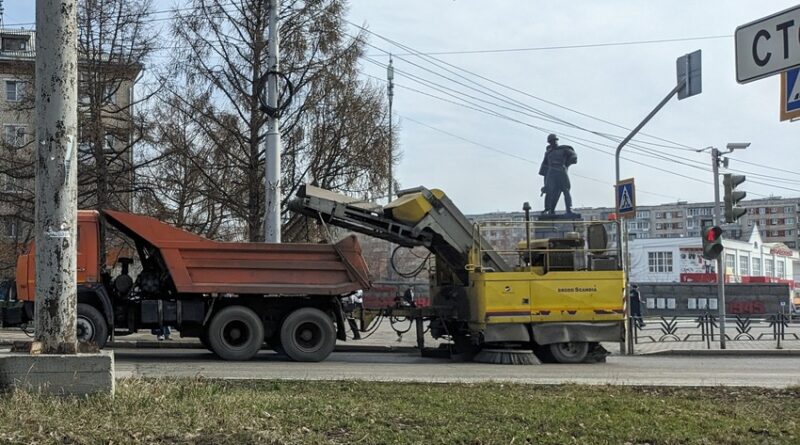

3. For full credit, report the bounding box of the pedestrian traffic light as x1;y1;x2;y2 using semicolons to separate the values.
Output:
723;173;746;223
702;226;724;260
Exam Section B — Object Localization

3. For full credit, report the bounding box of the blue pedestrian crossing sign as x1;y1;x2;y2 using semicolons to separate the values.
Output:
616;178;636;218
781;67;800;121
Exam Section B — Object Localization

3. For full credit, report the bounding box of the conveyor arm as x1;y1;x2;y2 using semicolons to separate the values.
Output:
290;185;510;280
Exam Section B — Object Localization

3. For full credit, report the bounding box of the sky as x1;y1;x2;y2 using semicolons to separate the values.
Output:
4;1;800;215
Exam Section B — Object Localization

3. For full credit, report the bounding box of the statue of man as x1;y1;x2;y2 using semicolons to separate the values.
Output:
538;134;577;214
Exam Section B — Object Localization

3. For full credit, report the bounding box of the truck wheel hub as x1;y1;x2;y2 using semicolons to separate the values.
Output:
295;322;321;349
223;321;250;346
76;317;94;342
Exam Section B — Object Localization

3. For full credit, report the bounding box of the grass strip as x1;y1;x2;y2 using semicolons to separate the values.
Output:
0;379;797;444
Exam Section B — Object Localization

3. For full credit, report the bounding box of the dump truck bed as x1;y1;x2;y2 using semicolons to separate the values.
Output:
103;211;370;296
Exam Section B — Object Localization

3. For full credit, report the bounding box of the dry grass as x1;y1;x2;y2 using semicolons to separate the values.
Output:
0;379;798;444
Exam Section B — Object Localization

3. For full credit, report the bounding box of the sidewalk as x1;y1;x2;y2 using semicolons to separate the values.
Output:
625;339;800;356
3;327;799;356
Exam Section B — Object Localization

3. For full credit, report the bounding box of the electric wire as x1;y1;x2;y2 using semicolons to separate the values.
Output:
342;16;701;153
359;41;794;197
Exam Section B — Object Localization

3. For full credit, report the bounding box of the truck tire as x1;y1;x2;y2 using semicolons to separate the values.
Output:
77;303;108;349
549;341;589;364
208;306;264;361
279;308;336;362
198;331;211;350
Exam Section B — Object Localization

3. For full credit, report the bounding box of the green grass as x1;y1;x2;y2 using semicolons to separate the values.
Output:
0;379;798;444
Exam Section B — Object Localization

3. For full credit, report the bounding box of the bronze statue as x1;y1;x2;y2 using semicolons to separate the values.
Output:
538;134;577;214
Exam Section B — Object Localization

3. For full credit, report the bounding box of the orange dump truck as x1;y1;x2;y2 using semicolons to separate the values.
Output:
3;210;370;361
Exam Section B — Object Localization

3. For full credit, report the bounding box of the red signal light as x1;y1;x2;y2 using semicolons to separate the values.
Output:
706;227;721;241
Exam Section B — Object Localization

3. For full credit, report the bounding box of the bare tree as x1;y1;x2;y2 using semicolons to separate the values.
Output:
161;0;394;242
136;90;240;239
0;0;158;274
77;0;158;211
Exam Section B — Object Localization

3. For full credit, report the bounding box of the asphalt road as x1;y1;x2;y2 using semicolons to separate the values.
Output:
114;348;800;388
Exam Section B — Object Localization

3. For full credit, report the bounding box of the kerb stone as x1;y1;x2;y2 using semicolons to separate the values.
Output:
0;350;114;396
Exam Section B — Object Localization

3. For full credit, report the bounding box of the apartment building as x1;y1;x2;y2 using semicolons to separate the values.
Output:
0;28;140;275
578;197;800;248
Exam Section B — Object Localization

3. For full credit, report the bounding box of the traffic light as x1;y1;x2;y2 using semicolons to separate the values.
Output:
723;173;746;223
702;226;724;260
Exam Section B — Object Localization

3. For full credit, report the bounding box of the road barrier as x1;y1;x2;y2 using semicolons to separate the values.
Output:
632;312;799;349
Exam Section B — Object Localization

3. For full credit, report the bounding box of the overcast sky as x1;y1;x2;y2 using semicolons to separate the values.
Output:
5;1;800;215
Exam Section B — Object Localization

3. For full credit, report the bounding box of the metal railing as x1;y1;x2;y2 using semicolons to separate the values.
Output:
470;219;619;271
631;312;799;349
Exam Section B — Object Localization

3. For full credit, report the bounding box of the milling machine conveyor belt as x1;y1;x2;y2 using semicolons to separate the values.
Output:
290;185;510;278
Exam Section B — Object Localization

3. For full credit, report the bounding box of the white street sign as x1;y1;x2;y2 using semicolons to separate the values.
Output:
735;5;800;84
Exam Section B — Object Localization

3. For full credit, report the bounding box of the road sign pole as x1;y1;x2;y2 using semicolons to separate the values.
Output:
615;81;684;356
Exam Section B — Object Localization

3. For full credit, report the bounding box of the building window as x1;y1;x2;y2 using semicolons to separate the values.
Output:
725;254;735;272
105;133;115;151
103;84;118;105
636;210;650;219
752;258;762;276
765;259;774;277
2;174;20;193
759;208;766;215
777;261;785;279
3;219;16;238
648;251;673;273
785;206;794;214
1;37;28;51
739;255;749;276
787;218;795;225
5;80;23;102
3;125;25;148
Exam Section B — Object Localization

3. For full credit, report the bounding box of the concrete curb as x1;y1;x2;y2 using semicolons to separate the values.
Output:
638;349;800;357
0;338;419;354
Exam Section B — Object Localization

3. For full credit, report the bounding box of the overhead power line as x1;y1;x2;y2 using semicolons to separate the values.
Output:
368;34;733;57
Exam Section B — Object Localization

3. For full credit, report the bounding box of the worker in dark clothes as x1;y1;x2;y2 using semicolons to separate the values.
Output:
539;134;577;214
629;284;645;328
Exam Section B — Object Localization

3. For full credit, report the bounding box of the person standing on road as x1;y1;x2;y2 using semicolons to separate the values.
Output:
629;284;645;328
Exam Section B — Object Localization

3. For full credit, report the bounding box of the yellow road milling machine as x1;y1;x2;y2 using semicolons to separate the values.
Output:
291;185;625;364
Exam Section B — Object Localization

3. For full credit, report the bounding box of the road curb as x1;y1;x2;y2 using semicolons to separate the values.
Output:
0;339;419;354
638;349;800;357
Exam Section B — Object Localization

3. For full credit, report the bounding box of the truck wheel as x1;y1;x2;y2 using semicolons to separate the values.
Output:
279;308;336;362
208;306;264;361
549;342;589;364
77;303;108;349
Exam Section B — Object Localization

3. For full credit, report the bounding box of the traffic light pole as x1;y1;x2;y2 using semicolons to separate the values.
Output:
711;148;727;349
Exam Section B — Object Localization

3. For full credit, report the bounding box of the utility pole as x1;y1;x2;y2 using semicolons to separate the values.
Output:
387;55;394;204
264;0;282;242
710;148;727;349
386;55;394;281
35;0;78;354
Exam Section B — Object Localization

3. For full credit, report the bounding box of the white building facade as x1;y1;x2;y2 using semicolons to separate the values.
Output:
628;225;800;286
